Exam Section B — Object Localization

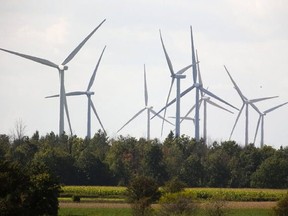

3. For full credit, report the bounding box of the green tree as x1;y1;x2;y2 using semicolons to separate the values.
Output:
126;175;161;216
251;152;288;188
0;160;61;216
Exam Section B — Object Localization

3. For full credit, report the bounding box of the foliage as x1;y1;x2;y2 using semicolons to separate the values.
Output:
162;177;187;194
205;198;229;216
158;192;198;216
273;192;288;216
126;175;161;216
0;160;61;216
0;131;287;189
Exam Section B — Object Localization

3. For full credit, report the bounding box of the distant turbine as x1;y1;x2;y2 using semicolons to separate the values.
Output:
253;102;288;147
0;19;106;135
181;51;234;143
224;65;278;146
159;30;192;137
117;65;174;140
46;46;107;139
155;27;237;141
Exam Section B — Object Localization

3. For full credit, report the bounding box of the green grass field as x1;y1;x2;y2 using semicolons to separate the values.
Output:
58;208;273;216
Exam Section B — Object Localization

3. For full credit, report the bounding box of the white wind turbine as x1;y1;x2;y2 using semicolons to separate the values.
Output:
159;30;192;137
224;65;278;146
181;50;234;143
0;19;106;135
46;46;107;139
155;26;237;141
253;102;288;147
117;65;174;140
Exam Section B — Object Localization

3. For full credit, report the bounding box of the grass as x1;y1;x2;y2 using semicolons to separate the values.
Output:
59;208;131;216
59;208;273;216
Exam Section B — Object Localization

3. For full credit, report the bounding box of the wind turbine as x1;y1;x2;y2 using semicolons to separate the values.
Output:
159;30;192;137
0;19;106;135
46;46;107;139
224;65;278;146
154;26;238;141
181;50;234;143
253;102;288;147
117;65;174;140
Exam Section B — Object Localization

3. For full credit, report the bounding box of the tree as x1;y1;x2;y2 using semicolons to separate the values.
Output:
251;153;288;188
0;160;61;215
126;175;161;216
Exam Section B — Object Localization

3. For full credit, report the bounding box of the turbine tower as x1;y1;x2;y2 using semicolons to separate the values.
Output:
159;30;192;137
253;102;288;147
117;65;174;140
0;19;106;135
224;65;278;146
46;46;107;139
181;51;234;143
155;27;238;141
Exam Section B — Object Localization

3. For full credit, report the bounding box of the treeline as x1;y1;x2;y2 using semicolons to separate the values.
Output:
1;131;287;188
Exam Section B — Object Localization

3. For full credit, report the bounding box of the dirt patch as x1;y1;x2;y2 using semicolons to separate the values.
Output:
60;201;276;209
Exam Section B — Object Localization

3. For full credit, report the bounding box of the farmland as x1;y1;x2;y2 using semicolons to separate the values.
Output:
60;186;287;202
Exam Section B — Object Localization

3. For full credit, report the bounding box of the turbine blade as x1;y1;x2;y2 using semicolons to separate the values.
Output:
150;109;174;126
62;19;106;65
200;87;239;110
196;50;202;85
0;48;58;68
66;91;86;96
249;96;278;103
230;104;244;139
264;102;288;114
224;65;246;101
207;100;234;114
160;77;175;135
117;108;146;133
253;115;261;144
180;104;196;124
90;100;107;135
87;46;106;91
64;87;73;136
45;94;60;98
190;26;197;84
152;84;195;120
176;64;192;75
144;65;148;107
159;30;174;76
250;103;262;114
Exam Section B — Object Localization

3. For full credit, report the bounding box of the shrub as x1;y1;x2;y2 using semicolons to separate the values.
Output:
126;175;161;216
273;192;288;216
72;195;81;202
158;192;198;216
162;177;186;194
205;198;229;216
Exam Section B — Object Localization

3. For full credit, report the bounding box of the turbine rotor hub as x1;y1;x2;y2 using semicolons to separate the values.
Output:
58;65;68;71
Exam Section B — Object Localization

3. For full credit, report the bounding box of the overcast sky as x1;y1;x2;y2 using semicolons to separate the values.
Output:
0;0;287;148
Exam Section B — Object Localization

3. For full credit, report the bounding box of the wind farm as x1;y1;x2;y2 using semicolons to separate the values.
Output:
0;2;287;149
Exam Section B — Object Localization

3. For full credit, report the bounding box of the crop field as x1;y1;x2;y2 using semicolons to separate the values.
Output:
60;186;287;202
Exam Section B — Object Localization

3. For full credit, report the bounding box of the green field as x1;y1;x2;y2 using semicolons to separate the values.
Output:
60;186;287;202
58;208;273;216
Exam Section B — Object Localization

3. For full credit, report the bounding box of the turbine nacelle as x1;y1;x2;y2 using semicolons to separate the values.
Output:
172;74;186;79
58;65;68;71
194;83;202;88
86;91;95;96
146;106;153;110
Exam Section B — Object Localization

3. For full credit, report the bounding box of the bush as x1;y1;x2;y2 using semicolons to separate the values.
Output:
158;192;198;216
72;195;81;202
273;192;288;216
126;175;161;216
162;177;186;194
205;198;229;216
0;160;61;216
